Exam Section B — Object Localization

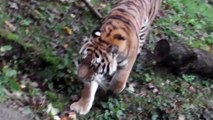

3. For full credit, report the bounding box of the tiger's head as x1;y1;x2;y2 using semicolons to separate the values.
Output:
77;30;119;83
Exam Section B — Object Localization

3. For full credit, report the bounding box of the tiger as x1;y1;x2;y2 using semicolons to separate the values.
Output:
69;0;162;116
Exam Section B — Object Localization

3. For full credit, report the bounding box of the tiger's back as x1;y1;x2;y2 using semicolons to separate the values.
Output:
101;0;162;55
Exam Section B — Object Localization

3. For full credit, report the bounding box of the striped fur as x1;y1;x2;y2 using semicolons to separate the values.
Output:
70;0;162;115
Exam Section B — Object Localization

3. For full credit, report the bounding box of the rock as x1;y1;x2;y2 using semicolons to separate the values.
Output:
0;104;33;120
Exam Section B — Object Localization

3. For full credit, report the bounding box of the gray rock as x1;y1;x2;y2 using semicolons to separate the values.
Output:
0;104;33;120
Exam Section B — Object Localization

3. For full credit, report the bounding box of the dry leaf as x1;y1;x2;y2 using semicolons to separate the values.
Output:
34;10;42;18
99;3;106;9
63;27;73;35
60;111;77;120
54;115;60;120
8;1;18;10
5;20;17;32
25;28;29;34
178;114;185;120
47;103;59;116
63;44;68;49
70;14;76;18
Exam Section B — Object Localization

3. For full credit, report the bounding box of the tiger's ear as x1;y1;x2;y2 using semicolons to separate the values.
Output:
92;29;101;37
107;45;119;56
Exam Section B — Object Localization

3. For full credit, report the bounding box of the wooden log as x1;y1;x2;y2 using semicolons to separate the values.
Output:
154;39;213;78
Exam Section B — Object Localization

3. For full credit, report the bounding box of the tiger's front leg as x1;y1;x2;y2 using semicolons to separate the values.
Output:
70;81;98;115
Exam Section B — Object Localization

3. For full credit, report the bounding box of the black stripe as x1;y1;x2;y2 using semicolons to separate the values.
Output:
98;38;109;45
116;8;137;20
141;26;145;30
107;15;130;26
95;52;99;58
101;64;106;74
103;53;109;63
120;27;128;34
99;49;103;55
124;1;141;13
140;33;145;39
128;1;140;9
115;8;126;13
86;47;93;52
106;64;110;74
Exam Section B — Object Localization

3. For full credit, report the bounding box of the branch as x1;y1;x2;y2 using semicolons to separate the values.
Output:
81;0;103;19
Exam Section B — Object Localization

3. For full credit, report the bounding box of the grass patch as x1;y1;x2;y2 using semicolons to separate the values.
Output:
0;0;213;119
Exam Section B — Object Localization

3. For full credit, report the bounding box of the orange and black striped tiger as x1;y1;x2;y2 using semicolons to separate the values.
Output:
70;0;162;115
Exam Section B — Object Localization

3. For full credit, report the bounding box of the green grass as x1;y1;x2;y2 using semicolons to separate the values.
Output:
157;0;213;49
0;0;213;119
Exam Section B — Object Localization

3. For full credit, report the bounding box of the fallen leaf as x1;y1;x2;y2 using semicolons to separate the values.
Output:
34;9;43;18
136;91;146;97
188;85;196;93
153;88;160;95
70;14;76;18
25;28;29;34
0;45;12;52
5;20;17;32
178;114;185;120
20;84;26;89
63;26;73;35
147;82;155;90
99;3;106;9
127;83;136;92
205;100;213;108
60;111;77;120
165;107;173;114
47;103;59;116
8;1;18;10
63;44;68;49
54;115;60;120
175;101;183;108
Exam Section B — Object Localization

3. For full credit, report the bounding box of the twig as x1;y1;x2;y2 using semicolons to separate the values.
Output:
81;0;103;19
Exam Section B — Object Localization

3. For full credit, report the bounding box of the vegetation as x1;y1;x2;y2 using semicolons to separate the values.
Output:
0;0;213;119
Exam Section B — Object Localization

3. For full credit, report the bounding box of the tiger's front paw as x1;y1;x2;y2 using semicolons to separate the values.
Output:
70;101;92;115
